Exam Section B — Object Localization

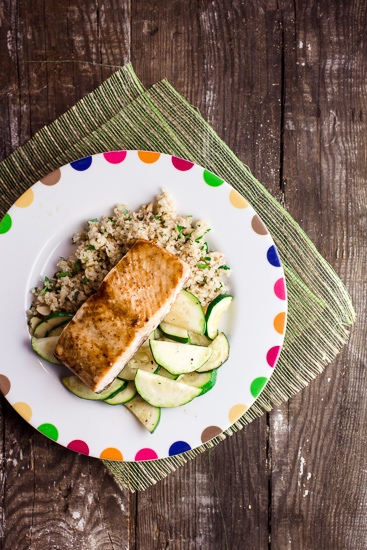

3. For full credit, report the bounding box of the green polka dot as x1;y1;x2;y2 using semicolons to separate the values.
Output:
250;377;268;398
203;170;224;187
0;213;12;234
37;423;58;441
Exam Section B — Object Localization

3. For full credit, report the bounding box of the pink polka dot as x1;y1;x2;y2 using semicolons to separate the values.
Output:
274;278;286;300
135;448;158;461
172;156;194;171
67;440;89;455
103;151;127;164
266;346;281;368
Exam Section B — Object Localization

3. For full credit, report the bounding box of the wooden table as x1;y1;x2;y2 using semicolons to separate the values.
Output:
1;1;366;548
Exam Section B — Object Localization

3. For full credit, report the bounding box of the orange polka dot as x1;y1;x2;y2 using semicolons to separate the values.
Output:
274;312;286;335
14;189;34;208
100;447;123;461
137;151;161;164
229;404;248;423
13;402;32;422
229;189;248;209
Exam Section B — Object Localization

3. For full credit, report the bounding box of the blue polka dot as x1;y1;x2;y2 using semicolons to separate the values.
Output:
70;157;92;171
267;245;281;267
169;441;192;456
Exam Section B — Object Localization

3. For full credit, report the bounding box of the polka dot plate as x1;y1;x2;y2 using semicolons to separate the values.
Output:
0;151;287;461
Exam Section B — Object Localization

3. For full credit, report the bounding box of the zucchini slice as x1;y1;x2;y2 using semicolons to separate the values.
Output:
150;340;212;375
163;289;206;334
157;368;179;380
141;329;156;348
33;312;74;338
196;332;229;372
188;332;211;347
205;295;233;339
117;347;159;381
159;322;190;343
104;381;137;405
48;322;69;337
178;370;217;395
62;376;127;401
125;395;161;433
31;336;61;364
135;370;201;408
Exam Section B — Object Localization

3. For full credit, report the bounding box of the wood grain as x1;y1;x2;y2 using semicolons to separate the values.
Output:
270;1;367;549
0;0;366;548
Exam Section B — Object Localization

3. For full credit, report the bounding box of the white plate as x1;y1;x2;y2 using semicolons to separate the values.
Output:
0;151;287;462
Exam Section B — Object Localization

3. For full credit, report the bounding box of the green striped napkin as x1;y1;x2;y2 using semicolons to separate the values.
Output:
0;63;355;492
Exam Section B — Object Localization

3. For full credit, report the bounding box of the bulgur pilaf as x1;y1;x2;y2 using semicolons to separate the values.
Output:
29;191;230;328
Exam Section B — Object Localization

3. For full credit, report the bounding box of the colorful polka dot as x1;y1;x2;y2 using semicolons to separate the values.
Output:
266;346;281;368
273;312;286;335
229;404;248;423
169;441;192;456
229;189;248;209
267;245;281;267
135;448;158;461
138;151;160;164
201;426;222;443
103;151;127;164
250;377;268;398
274;278;286;300
41;169;61;186
203;170;224;187
251;214;268;235
0;375;10;396
13;402;32;422
0;213;12;234
37;423;58;441
70;156;92;171
172;156;194;171
14;188;34;208
67;439;89;455
100;447;123;461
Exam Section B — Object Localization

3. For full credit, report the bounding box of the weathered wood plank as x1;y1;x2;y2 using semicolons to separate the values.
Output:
0;1;131;549
130;1;282;548
270;1;367;548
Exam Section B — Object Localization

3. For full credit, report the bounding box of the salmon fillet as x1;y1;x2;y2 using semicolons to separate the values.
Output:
55;239;191;392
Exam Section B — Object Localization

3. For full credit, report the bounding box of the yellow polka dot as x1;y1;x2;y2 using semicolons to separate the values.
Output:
14;189;34;208
274;312;286;335
229;404;248;423
13;402;32;422
229;189;248;209
137;151;161;164
100;447;123;461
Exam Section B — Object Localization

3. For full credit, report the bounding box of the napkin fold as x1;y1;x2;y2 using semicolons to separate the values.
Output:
0;64;355;492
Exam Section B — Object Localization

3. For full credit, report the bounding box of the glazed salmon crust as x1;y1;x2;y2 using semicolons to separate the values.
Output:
54;240;191;392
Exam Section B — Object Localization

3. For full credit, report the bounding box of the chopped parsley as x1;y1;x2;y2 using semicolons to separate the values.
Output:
85;245;96;251
82;277;90;285
74;260;82;271
88;218;98;224
123;209;128;216
155;215;161;220
55;286;61;291
219;265;230;270
56;272;70;278
205;257;211;261
196;263;210;269
74;291;79;300
177;225;183;238
59;257;66;261
108;217;115;224
40;276;53;295
195;229;211;243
